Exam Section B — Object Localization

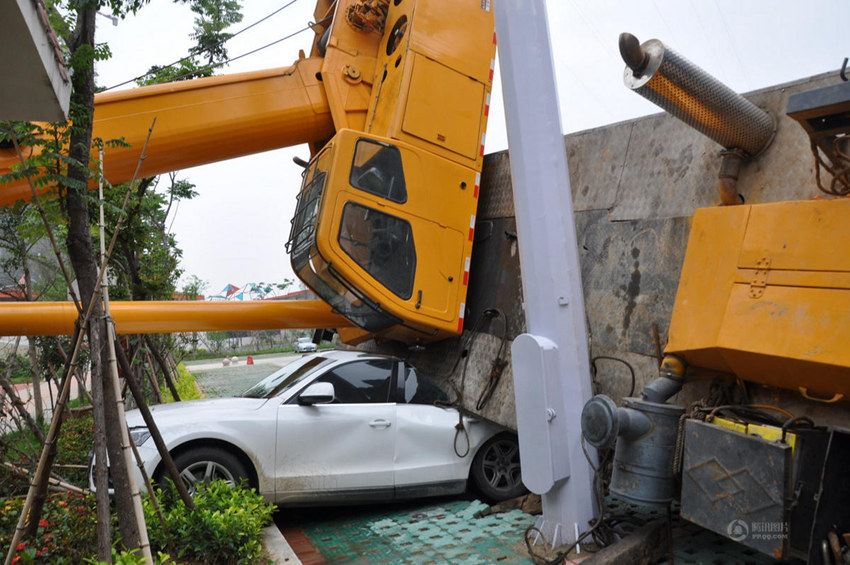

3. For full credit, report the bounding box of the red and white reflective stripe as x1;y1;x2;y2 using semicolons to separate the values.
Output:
474;172;481;198
468;215;476;241
493;31;498;45
489;59;495;82
484;93;491;117
462;257;471;286
457;302;466;333
480;133;486;157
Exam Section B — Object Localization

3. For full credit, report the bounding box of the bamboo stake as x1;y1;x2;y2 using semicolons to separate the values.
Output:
114;343;195;509
2;462;86;495
99;147;152;564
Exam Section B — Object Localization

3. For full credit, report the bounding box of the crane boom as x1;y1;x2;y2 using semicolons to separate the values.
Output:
0;58;334;206
0;299;350;336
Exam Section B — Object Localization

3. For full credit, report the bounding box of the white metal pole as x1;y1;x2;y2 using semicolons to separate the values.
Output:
493;0;598;547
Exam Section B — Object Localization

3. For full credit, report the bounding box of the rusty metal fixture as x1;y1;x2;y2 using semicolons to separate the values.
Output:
718;148;747;205
346;0;390;35
620;33;775;158
343;64;363;84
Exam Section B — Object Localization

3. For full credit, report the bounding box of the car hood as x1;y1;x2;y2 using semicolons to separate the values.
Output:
125;397;269;428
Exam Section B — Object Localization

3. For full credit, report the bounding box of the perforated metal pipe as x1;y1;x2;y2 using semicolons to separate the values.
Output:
621;33;774;157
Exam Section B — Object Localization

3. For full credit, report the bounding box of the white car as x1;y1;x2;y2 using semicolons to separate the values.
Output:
293;336;318;353
120;350;524;504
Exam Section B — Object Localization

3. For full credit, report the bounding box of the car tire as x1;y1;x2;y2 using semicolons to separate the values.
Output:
470;432;527;502
168;447;250;496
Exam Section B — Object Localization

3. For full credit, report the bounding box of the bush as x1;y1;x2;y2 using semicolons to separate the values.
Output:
162;364;203;402
0;492;99;564
1;354;32;384
145;480;276;564
2;481;275;564
56;414;94;486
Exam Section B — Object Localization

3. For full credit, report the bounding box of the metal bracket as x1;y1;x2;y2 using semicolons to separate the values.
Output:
749;257;771;298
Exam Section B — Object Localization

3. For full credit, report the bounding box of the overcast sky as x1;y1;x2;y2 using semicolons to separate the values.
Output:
95;0;846;298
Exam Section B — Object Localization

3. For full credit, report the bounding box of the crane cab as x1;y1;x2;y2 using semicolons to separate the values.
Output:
288;129;479;345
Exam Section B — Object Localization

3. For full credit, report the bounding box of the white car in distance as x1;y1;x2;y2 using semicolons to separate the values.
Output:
293;336;318;353
118;350;525;505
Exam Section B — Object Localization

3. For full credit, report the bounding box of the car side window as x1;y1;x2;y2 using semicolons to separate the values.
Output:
313;359;394;404
402;366;449;405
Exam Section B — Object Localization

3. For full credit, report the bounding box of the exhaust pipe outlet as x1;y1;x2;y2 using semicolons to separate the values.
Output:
620;33;775;158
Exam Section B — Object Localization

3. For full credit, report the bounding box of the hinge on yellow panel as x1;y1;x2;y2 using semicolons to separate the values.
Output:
749;257;771;298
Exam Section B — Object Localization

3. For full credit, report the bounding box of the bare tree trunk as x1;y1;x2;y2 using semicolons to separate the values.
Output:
0;338;43;443
143;350;164;405
62;6;140;558
145;335;180;401
26;337;43;423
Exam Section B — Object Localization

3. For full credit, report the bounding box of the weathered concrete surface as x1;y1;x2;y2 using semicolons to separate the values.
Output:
362;70;846;430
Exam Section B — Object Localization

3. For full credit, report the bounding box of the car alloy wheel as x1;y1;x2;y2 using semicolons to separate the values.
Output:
471;432;526;502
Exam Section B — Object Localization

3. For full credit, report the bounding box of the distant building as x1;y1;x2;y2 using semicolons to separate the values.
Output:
265;289;318;301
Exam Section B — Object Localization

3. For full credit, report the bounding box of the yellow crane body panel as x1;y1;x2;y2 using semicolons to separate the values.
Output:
666;198;850;400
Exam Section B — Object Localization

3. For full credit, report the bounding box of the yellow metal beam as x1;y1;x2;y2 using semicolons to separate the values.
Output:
0;300;352;336
0;58;334;206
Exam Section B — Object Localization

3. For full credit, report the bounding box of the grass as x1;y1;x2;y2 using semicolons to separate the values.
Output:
181;343;333;362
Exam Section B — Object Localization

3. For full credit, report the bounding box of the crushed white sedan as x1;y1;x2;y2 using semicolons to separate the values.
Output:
116;350;525;504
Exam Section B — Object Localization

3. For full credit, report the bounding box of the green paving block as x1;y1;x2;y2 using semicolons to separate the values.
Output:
302;499;536;564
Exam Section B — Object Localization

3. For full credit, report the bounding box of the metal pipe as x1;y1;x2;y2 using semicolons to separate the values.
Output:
620;32;775;158
0;299;352;336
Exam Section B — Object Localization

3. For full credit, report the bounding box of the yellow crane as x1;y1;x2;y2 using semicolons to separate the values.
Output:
0;0;496;346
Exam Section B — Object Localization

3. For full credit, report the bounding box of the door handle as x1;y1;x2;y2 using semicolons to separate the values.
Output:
369;419;391;429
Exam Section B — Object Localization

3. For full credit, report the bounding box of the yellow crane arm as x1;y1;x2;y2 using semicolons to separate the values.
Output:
0;57;333;206
0;299;351;336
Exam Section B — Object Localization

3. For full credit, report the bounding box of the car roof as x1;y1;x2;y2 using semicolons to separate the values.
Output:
310;349;400;363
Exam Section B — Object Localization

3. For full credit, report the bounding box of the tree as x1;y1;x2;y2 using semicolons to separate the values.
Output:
2;1;246;562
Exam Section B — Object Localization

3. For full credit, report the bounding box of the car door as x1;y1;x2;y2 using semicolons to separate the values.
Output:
393;364;472;496
274;358;397;503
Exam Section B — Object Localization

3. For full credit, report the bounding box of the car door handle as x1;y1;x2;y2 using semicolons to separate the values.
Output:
369;419;391;429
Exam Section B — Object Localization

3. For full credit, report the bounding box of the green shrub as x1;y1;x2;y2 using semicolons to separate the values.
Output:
56;414;95;486
1;492;99;564
1;354;32;384
2;481;275;564
144;480;276;564
162;364;203;402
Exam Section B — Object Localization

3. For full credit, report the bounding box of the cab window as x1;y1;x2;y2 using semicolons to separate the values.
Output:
349;139;407;203
338;202;416;299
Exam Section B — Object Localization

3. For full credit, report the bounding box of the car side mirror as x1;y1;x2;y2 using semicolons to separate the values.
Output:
298;382;335;405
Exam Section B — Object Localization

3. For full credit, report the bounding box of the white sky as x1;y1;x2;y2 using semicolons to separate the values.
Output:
95;0;846;298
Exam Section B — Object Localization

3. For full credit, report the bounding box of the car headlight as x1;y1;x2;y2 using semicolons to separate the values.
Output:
129;427;151;446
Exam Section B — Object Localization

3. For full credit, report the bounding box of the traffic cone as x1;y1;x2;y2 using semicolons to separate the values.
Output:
247;355;254;365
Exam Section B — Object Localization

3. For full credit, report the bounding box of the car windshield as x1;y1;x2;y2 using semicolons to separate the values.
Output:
241;355;333;399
